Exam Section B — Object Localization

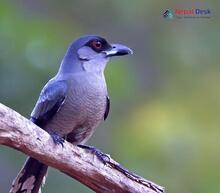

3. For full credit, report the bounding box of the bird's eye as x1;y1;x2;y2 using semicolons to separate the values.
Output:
91;40;103;50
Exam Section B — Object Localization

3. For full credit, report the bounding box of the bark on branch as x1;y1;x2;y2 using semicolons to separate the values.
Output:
0;103;165;193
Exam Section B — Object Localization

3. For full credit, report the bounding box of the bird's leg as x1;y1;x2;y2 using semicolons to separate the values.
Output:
49;132;65;147
77;145;110;164
77;145;163;192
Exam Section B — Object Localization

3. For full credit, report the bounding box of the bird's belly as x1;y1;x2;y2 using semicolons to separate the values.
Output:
44;83;106;144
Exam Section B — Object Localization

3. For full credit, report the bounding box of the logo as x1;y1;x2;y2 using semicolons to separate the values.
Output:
163;8;211;19
163;9;174;19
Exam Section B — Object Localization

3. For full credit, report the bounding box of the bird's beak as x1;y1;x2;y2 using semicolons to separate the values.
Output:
104;44;133;57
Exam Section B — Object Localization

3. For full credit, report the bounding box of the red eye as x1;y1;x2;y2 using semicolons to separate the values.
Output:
91;40;103;49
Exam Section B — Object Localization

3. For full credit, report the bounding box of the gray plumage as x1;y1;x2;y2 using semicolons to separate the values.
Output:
43;72;108;144
10;35;132;193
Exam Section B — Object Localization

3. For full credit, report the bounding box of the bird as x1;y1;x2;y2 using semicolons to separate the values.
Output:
10;35;133;193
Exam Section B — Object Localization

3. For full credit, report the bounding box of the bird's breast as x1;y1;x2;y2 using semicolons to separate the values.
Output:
45;73;107;142
67;75;107;126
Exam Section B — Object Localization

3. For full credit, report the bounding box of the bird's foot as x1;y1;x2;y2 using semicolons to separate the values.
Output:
50;132;65;147
77;145;110;165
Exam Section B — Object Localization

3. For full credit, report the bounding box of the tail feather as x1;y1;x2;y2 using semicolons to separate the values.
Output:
10;157;48;193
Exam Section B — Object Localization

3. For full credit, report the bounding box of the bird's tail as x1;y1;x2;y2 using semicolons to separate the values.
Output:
9;157;48;193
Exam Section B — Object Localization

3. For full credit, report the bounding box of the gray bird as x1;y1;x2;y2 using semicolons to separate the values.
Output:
10;35;132;193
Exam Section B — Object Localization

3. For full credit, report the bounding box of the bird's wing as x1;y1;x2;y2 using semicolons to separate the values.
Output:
104;96;110;120
30;80;68;128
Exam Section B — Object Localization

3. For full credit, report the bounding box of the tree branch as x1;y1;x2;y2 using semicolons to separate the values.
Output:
0;103;165;193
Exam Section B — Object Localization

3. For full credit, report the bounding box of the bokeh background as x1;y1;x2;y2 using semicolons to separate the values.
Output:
0;1;220;193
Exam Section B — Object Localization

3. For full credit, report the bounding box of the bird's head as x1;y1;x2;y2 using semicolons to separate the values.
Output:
59;35;133;74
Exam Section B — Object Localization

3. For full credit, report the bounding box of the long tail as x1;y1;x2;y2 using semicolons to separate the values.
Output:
9;157;48;193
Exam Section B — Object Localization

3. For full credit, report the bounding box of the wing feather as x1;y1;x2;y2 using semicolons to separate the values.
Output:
30;80;67;128
104;96;110;120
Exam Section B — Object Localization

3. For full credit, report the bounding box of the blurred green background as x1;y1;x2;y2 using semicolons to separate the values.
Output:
0;1;220;193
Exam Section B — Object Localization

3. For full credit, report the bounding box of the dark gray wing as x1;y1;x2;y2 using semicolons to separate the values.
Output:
104;96;110;120
30;80;67;128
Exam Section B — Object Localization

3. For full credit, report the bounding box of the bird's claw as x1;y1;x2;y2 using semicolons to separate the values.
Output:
50;132;65;147
77;145;110;165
